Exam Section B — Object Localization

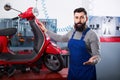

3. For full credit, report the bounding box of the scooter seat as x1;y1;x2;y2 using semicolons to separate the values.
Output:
0;28;17;36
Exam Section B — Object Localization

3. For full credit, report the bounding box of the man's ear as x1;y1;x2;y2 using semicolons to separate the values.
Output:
86;16;88;21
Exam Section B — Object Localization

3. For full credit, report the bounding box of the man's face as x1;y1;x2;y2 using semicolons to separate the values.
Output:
74;12;88;32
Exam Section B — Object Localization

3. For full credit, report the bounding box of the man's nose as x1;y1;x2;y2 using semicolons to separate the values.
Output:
78;18;82;22
77;19;81;24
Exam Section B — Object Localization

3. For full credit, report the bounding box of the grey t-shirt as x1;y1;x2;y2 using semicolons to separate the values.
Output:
46;28;101;63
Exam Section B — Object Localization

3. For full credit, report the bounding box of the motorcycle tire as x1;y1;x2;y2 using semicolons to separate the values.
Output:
43;54;64;72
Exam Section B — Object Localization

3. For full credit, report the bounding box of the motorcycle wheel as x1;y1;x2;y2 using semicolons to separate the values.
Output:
43;54;64;72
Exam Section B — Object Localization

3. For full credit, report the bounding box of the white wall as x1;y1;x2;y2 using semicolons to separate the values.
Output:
0;0;82;30
1;0;120;32
91;0;120;16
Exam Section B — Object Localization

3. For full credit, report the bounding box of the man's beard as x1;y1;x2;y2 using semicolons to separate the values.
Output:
74;22;86;32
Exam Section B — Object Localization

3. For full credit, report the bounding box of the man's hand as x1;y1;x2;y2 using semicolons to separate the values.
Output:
83;56;98;65
39;22;48;32
36;19;48;32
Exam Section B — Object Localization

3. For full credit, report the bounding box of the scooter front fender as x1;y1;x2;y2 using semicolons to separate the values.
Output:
45;42;62;54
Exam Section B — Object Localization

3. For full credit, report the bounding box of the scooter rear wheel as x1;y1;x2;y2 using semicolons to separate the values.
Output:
43;54;64;72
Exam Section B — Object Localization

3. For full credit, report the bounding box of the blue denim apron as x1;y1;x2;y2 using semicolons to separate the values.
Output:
67;28;96;80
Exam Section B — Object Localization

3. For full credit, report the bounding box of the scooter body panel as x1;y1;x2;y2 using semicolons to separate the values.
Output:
45;42;62;54
0;6;64;76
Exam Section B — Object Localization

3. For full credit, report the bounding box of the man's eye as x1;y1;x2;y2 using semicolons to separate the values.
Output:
80;16;85;19
75;16;79;19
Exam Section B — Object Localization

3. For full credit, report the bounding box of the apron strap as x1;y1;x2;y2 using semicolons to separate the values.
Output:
71;31;76;38
81;28;90;40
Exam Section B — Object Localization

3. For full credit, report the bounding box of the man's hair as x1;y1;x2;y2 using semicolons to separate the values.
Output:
74;7;87;15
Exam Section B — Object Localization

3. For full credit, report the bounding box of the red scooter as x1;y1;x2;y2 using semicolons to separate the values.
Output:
0;4;64;77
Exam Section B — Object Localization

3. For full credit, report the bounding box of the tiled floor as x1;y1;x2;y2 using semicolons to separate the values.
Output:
1;68;68;80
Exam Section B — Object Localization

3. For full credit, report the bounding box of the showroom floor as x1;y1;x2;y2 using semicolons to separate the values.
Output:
1;68;68;80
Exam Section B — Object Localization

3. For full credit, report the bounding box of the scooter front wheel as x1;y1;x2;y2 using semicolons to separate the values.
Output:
43;54;64;72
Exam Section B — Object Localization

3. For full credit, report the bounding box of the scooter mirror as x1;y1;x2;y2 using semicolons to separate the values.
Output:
4;4;11;11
